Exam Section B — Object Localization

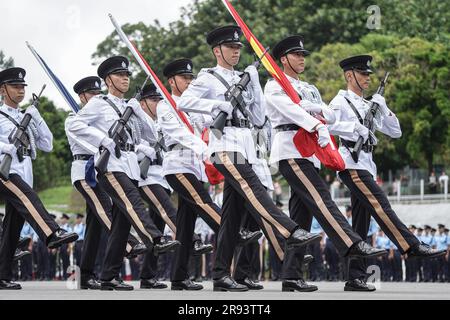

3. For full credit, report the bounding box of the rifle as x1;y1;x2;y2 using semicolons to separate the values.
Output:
139;134;167;179
0;85;46;180
94;76;150;175
210;47;269;139
351;72;390;162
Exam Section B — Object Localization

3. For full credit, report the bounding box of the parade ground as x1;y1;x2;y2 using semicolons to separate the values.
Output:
1;281;449;300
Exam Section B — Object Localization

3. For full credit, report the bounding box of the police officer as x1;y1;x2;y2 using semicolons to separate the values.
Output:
177;27;326;292
68;75;147;289
328;54;447;290
0;67;78;289
158;58;261;291
264;36;387;292
137;82;213;289
435;224;448;282
67;56;180;290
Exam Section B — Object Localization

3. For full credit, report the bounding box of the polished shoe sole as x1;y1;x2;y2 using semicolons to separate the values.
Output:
344;286;376;292
154;242;181;255
282;286;318;292
0;286;22;290
13;252;31;261
236;282;264;290
240;231;263;246
193;247;214;256
213;286;249;292
141;285;168;289
287;234;322;249
171;286;203;291
100;286;134;291
48;234;79;249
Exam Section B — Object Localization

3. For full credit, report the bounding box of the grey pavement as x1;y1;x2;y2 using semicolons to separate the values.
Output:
1;281;449;300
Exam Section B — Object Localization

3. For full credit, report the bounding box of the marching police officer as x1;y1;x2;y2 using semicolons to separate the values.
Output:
67;75;147;289
177;26;322;292
158;57;263;290
327;54;447;290
137;82;213;289
67;56;180;290
264;36;387;291
0;67;78;289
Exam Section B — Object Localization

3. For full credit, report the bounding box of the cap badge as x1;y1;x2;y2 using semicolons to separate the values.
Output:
299;41;304;48
234;31;239;40
367;60;371;67
187;64;192;71
95;81;100;88
18;72;23;79
121;61;127;68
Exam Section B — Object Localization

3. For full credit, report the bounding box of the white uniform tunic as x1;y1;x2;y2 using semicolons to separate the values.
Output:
64;112;97;185
67;94;156;181
177;65;265;164
327;89;402;178
264;74;334;168
157;95;209;182
0;104;53;187
138;119;170;190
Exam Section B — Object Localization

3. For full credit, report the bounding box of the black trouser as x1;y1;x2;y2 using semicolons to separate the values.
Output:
97;172;163;281
390;249;403;281
166;173;221;282
0;174;59;281
74;240;83;266
212;152;298;280
324;241;339;280
59;243;70;279
234;196;286;281
139;184;177;280
339;169;420;281
74;180;140;279
277;159;362;280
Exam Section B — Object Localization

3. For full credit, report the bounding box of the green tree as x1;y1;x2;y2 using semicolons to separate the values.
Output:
27;97;72;191
0;50;14;69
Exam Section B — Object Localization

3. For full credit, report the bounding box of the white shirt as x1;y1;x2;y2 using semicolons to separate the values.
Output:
0;104;53;187
157;95;209;182
64;113;97;185
177;64;265;164
328;89;401;178
67;94;156;181
264;75;327;167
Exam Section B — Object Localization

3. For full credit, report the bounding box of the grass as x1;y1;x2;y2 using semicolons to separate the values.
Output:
38;185;84;215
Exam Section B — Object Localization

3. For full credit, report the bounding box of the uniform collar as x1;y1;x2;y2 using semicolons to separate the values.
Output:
347;89;365;102
215;64;237;77
284;72;301;85
107;93;125;104
0;103;21;115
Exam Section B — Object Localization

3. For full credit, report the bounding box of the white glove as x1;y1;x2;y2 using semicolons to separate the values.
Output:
371;94;389;115
1;144;17;158
127;98;144;117
25;105;43;122
135;144;156;159
212;101;233;118
244;65;260;87
355;123;369;142
100;136;116;155
301;100;323;113
316;124;331;148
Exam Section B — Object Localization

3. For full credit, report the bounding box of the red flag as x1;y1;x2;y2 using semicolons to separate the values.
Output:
221;1;344;171
110;14;223;183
